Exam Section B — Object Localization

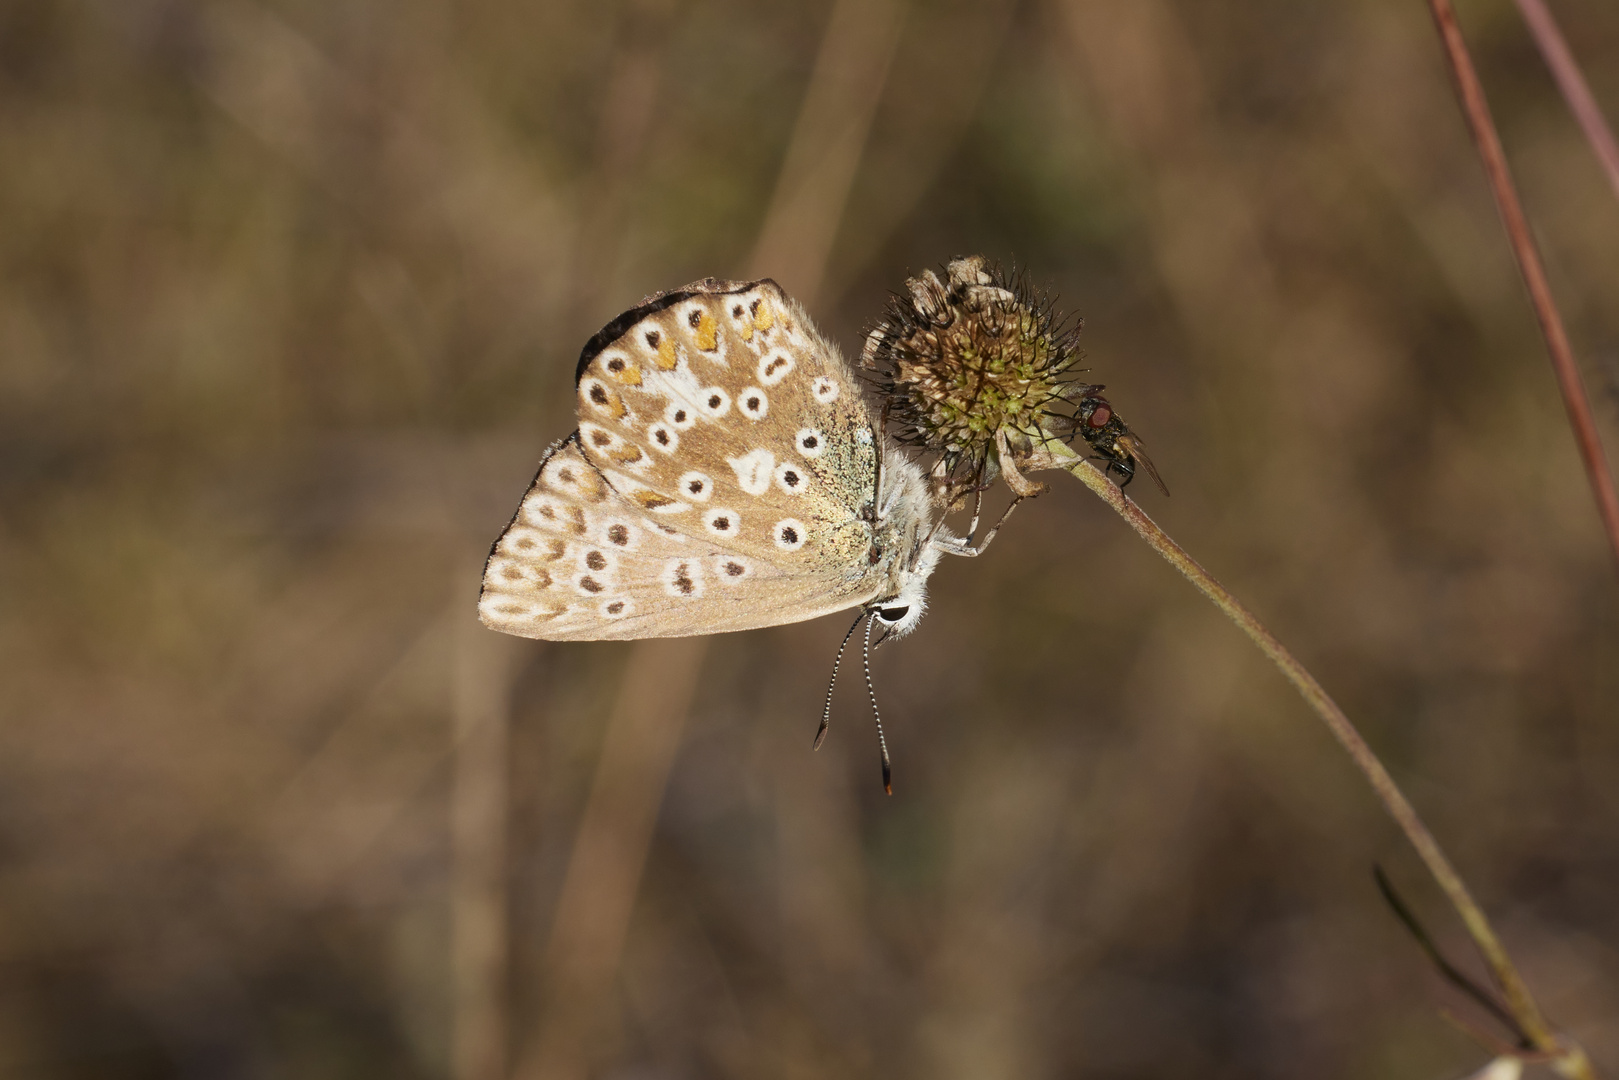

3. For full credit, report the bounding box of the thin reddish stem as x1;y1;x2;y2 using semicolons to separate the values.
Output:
1512;0;1619;206
1426;0;1619;576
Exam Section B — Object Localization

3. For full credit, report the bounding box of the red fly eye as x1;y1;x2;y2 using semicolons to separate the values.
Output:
1087;404;1112;428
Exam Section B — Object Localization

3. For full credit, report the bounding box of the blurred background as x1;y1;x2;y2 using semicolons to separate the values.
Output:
3;0;1619;1076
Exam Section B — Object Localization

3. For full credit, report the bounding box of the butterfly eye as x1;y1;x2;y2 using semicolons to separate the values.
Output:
878;606;910;623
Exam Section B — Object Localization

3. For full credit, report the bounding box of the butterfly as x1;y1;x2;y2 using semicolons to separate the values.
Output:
478;277;998;647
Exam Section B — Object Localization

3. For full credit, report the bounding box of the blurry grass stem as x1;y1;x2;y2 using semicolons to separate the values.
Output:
452;613;519;1080
1373;865;1527;1047
519;637;706;1080
1512;0;1619;207
1373;869;1567;1068
1425;0;1619;576
1028;438;1597;1078
748;0;906;309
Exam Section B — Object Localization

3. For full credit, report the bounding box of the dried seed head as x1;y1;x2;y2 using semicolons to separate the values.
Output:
861;256;1084;501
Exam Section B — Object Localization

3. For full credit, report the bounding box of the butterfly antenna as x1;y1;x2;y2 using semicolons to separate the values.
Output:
862;614;894;794
816;612;866;750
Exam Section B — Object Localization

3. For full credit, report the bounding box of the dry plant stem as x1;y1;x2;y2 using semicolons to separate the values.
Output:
1512;0;1619;206
1057;450;1595;1079
452;615;517;1080
1427;0;1619;576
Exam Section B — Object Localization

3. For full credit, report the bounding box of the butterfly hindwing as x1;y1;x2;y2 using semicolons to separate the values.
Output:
478;435;880;641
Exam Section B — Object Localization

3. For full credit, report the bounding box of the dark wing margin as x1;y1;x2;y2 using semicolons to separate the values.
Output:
574;277;780;382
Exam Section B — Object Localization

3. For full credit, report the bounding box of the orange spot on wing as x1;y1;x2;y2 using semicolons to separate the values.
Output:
694;312;718;352
634;491;679;510
752;299;774;332
584;383;629;418
656;337;678;370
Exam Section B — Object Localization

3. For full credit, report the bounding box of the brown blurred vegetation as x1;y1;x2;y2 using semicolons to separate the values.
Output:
3;0;1619;1077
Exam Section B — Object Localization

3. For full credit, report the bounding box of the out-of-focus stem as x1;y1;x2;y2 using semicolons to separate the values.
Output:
1512;0;1619;207
1035;439;1595;1078
452;613;517;1080
1426;0;1619;577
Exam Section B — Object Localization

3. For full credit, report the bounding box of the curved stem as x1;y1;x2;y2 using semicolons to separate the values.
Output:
1039;440;1595;1078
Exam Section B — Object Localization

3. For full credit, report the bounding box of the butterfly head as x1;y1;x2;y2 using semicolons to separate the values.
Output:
867;576;930;638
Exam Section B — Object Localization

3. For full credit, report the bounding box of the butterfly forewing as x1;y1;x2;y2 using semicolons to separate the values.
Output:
479;279;899;642
574;280;876;569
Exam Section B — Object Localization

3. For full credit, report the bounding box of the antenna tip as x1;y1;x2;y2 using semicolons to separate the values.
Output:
881;761;893;795
812;721;829;751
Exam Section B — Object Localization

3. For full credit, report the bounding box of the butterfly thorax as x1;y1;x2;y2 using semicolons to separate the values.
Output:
859;450;949;639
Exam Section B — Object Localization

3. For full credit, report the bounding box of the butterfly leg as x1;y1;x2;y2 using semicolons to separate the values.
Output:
962;484;986;543
936;495;1024;558
925;475;991;553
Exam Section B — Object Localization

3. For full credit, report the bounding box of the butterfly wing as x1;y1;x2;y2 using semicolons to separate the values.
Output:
478;434;880;641
571;279;882;571
480;277;936;642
